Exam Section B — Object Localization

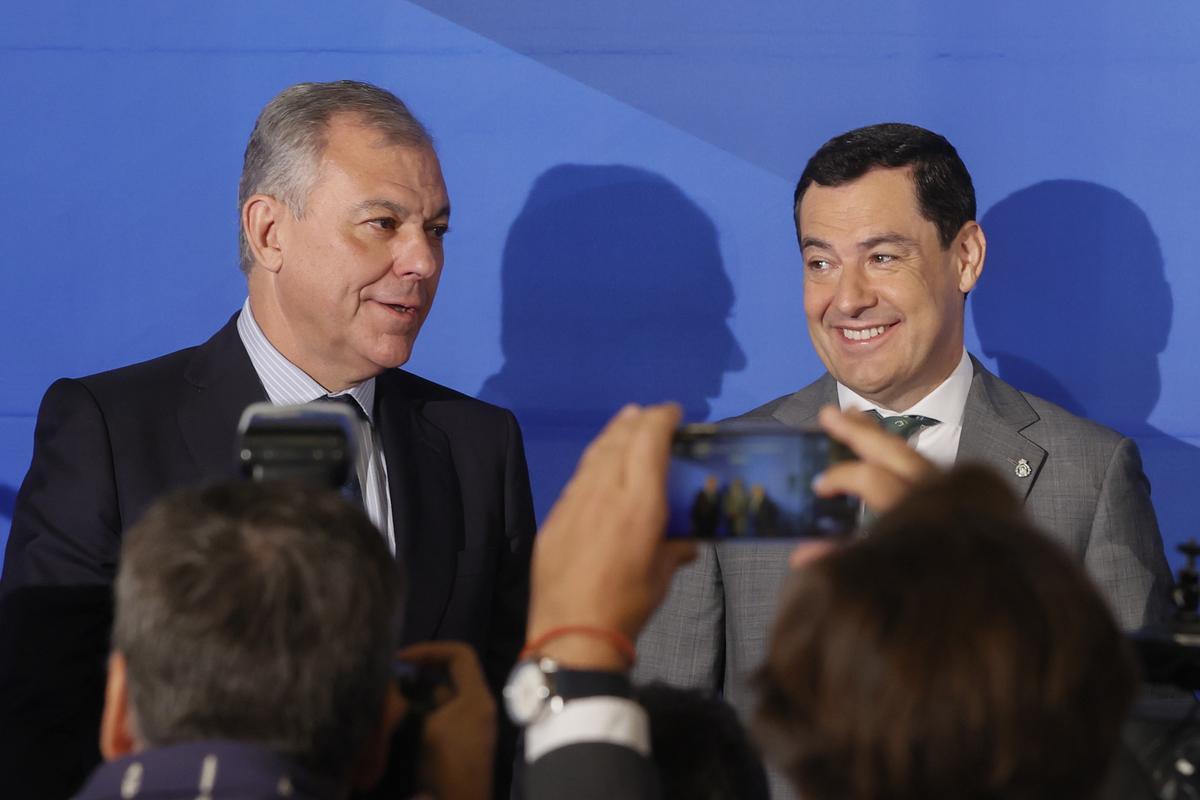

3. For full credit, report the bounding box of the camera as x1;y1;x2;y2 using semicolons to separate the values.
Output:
236;402;359;491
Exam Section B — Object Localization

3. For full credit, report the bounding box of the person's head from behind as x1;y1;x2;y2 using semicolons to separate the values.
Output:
239;80;450;391
634;683;769;800
795;123;986;411
101;480;402;788
754;466;1136;800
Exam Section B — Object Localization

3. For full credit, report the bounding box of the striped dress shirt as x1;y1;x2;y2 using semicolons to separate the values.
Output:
236;298;395;553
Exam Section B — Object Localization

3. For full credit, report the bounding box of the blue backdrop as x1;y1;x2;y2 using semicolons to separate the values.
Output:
3;2;1198;571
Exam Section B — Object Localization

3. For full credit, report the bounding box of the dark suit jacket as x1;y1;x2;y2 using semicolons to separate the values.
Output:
72;741;344;800
70;738;658;800
523;743;659;800
0;314;535;797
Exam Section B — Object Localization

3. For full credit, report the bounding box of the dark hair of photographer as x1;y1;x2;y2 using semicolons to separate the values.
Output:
754;465;1138;800
634;683;769;800
110;480;402;781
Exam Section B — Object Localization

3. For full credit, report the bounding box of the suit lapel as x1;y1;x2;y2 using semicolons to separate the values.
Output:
178;314;269;480
376;371;462;645
956;357;1046;503
767;374;838;427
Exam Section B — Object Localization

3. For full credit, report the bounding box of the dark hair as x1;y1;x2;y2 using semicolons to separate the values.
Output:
113;481;401;778
635;683;769;800
753;466;1137;800
794;123;976;248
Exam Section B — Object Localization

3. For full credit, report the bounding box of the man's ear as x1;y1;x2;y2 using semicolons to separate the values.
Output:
348;682;408;790
242;194;288;274
954;221;986;294
99;652;138;761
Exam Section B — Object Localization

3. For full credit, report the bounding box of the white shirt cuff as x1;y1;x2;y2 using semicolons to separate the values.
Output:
525;696;650;763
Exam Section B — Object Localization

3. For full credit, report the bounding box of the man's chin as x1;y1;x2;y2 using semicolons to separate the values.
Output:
362;330;422;371
828;366;897;402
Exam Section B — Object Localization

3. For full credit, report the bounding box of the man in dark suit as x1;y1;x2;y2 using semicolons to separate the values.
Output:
1;80;534;797
747;484;779;538
689;475;723;537
634;123;1174;798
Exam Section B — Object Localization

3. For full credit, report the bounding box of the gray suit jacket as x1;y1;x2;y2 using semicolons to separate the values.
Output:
635;357;1174;769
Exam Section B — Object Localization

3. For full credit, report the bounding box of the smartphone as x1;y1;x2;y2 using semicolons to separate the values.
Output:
391;660;451;715
235;402;358;489
667;421;856;539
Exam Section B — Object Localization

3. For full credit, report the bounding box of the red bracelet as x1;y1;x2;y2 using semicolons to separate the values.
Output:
520;625;637;667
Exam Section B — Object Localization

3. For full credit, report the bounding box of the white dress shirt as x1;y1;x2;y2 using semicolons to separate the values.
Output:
836;349;974;468
526;696;650;762
236;298;395;552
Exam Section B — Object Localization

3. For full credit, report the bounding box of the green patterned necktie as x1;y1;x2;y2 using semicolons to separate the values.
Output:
865;409;940;441
859;410;940;530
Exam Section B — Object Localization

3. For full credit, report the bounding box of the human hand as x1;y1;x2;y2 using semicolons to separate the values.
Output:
813;406;939;516
398;641;496;800
527;403;696;670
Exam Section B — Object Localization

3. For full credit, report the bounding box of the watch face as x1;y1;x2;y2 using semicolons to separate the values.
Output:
503;660;551;725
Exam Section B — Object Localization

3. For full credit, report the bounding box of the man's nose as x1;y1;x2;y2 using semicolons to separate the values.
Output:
391;227;441;278
831;264;875;316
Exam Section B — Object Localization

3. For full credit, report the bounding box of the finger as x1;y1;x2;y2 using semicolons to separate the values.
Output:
395;640;466;664
577;404;642;473
788;540;837;570
560;404;643;501
813;460;910;514
621;403;682;490
819;406;934;481
662;540;698;566
651;541;698;587
396;641;490;701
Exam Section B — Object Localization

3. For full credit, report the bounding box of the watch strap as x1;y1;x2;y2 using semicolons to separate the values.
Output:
551;668;633;701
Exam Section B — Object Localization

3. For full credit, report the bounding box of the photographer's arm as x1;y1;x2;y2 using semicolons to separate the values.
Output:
520;404;695;800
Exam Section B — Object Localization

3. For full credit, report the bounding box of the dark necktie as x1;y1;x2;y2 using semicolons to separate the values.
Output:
865;409;940;442
313;394;366;505
859;410;940;529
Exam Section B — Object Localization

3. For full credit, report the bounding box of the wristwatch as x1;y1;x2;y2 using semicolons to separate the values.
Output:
503;656;632;726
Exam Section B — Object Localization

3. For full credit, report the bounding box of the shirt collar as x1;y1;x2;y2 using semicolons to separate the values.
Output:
237;298;375;423
836;349;973;428
74;740;345;800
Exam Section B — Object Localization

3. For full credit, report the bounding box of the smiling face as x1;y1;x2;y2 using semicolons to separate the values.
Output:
247;114;450;391
797;167;985;411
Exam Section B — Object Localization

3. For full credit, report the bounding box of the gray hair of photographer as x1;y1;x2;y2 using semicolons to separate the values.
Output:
107;481;401;780
103;479;496;799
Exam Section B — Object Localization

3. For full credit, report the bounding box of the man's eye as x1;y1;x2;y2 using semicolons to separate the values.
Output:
808;259;833;272
428;224;450;240
370;218;397;231
870;253;896;264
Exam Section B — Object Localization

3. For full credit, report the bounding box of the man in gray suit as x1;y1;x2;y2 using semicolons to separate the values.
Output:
635;123;1174;751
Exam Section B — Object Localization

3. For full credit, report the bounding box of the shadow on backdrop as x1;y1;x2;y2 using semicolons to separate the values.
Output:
975;180;1196;566
0;484;15;521
479;165;746;519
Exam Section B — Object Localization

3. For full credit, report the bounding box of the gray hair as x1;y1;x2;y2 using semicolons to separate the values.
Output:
237;79;433;274
113;480;402;778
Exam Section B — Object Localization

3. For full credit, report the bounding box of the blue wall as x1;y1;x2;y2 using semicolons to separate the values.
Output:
3;2;1198;571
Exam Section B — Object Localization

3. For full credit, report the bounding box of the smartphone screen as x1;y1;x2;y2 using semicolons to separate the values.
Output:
666;421;856;539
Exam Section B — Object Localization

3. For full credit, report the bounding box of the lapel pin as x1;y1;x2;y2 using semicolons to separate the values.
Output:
1014;458;1032;479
